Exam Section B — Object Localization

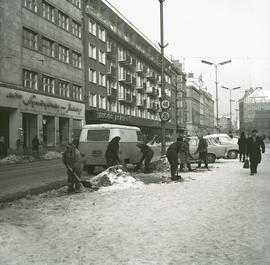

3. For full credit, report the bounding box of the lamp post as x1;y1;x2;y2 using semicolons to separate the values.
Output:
201;59;231;132
221;85;241;131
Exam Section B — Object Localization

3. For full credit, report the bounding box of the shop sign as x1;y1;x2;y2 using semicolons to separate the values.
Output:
23;95;63;110
96;111;130;123
6;91;23;99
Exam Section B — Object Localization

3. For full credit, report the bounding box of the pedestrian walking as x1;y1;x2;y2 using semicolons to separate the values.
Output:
179;137;193;172
105;136;121;167
166;137;183;180
62;142;82;193
136;143;154;173
32;135;40;158
0;135;5;159
238;132;247;162
195;136;208;169
247;129;265;175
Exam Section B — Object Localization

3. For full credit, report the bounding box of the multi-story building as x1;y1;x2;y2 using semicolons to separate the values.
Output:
185;73;214;135
239;87;270;136
0;0;85;154
83;0;186;141
218;116;232;133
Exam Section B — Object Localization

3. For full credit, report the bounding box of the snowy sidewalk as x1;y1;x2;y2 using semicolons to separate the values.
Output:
0;149;270;265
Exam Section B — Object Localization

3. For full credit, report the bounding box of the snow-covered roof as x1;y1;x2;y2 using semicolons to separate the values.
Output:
247;88;270;100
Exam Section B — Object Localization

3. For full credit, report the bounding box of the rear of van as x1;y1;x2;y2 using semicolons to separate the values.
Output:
79;124;142;173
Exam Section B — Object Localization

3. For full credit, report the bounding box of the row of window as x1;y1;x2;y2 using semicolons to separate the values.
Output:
89;69;106;87
23;0;81;38
89;19;106;42
23;27;82;68
88;44;106;64
23;69;82;100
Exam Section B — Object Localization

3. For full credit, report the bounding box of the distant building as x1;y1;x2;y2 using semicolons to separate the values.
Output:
218;116;232;134
239;87;270;136
185;73;214;135
0;0;85;153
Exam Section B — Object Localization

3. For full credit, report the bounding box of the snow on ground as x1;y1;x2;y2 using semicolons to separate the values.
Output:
0;157;270;265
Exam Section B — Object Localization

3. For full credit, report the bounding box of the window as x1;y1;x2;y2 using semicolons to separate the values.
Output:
99;96;106;109
72;51;82;68
99;49;106;64
87;130;109;141
99;73;106;87
89;19;96;35
89;68;97;83
67;0;81;9
89;93;97;107
23;69;38;90
98;27;106;42
89;44;96;59
23;0;37;12
59;81;70;97
58;11;69;31
23;28;38;50
42;75;55;94
71;84;82;100
59;45;69;63
71;20;81;38
42;1;55;22
42;37;55;57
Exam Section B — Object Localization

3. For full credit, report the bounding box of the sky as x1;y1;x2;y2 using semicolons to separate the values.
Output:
107;0;270;120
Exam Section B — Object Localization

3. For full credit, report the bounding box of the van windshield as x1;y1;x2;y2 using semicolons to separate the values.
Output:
87;130;110;141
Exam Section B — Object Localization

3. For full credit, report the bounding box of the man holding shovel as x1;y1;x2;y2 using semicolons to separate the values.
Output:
62;142;82;193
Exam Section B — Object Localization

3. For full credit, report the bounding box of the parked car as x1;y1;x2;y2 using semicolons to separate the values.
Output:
188;136;226;163
204;134;239;159
79;124;142;174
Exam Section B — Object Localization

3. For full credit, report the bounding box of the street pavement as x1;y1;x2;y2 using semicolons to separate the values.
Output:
0;146;162;202
0;145;269;264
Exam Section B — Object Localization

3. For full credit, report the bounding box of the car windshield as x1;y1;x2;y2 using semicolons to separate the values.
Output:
212;136;233;144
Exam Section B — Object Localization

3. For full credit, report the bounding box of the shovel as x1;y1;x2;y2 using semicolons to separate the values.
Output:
64;163;93;189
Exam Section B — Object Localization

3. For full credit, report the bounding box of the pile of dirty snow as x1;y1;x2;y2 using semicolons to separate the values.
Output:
151;155;170;172
41;151;62;160
0;154;34;164
90;165;143;191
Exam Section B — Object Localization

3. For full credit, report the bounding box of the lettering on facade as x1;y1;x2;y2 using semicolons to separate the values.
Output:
67;104;82;114
6;92;23;99
96;111;130;123
23;95;61;109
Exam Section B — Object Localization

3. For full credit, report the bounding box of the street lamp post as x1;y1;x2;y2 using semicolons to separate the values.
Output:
221;85;241;131
201;59;231;132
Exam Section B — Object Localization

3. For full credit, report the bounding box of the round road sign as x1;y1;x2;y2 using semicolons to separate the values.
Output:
160;99;171;110
160;111;171;122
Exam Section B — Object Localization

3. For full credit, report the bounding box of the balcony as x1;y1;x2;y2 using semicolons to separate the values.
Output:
106;44;117;59
136;64;146;73
126;57;136;70
107;87;118;101
137;99;147;108
107;66;117;78
118;93;134;105
118;53;131;65
147;102;159;112
131;77;136;86
137;82;146;91
118;73;131;84
146;71;156;81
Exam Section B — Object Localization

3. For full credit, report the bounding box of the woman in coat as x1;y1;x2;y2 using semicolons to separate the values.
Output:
105;136;121;167
237;132;247;162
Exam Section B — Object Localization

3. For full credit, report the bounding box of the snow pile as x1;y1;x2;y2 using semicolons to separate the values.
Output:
41;151;62;160
91;165;143;191
152;155;170;172
0;154;32;164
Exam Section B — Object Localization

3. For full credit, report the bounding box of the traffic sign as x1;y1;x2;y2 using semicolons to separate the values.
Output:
160;99;171;110
160;111;171;122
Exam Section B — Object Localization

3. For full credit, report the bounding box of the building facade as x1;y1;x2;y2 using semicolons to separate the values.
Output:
0;0;85;153
239;87;270;136
83;0;186;142
185;73;214;135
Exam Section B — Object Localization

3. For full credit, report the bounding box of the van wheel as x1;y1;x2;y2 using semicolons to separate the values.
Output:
86;165;95;174
227;150;238;159
207;154;216;164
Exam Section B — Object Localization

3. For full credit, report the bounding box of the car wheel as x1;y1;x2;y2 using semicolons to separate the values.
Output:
227;150;238;159
207;153;216;163
86;165;95;174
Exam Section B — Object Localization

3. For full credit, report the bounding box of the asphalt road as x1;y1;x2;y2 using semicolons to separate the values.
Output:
0;146;162;202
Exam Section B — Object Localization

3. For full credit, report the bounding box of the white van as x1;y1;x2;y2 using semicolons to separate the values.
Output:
79;124;142;173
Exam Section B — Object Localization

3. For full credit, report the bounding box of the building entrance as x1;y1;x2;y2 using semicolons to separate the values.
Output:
22;113;37;149
59;117;69;146
0;107;9;157
43;116;55;146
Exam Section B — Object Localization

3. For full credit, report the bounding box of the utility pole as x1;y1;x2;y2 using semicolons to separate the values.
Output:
159;0;168;155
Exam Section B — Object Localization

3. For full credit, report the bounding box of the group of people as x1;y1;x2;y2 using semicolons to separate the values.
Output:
238;129;265;175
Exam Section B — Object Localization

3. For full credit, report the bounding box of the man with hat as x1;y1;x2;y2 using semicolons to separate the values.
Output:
247;129;265;175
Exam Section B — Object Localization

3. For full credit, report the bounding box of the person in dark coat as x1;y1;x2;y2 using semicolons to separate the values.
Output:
247;129;265;175
179;137;193;172
136;143;154;173
228;131;234;139
105;136;121;167
62;142;82;192
0;135;5;159
32;135;40;158
166;137;183;180
237;132;247;162
195;136;208;169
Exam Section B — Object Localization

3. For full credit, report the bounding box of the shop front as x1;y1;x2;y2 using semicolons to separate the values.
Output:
0;85;85;154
